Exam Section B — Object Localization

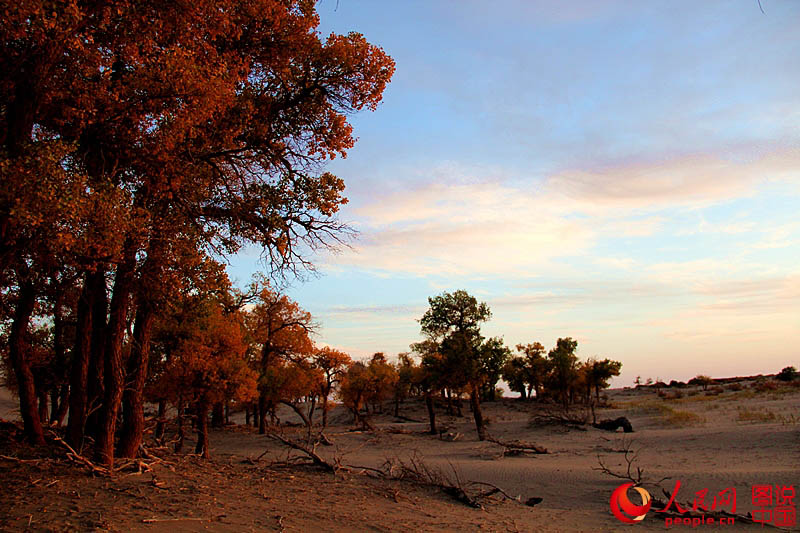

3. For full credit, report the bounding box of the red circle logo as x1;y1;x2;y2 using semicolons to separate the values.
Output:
610;483;652;523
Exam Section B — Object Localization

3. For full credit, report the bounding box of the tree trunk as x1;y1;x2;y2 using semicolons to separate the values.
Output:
154;400;166;444
9;280;45;445
195;397;210;459
425;391;437;435
49;285;67;425
258;393;267;434
470;384;486;441
306;397;316;427
85;269;108;440
67;272;96;449
175;399;185;452
37;387;48;426
280;400;311;428
118;301;156;458
49;388;60;425
245;406;250;427
95;245;137;468
211;402;224;428
321;394;329;428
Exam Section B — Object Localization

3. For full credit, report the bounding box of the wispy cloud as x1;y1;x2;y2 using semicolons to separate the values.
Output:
329;148;799;277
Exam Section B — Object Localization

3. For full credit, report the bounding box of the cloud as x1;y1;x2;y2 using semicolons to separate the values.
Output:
328;148;799;277
337;180;593;276
543;149;800;212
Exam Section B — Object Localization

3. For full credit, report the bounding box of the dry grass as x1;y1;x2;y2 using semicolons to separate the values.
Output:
736;407;799;425
626;400;705;427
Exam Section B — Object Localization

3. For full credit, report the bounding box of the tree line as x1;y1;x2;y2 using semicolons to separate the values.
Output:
0;0;394;467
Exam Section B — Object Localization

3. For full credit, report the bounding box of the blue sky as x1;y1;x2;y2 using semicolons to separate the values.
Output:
229;0;800;385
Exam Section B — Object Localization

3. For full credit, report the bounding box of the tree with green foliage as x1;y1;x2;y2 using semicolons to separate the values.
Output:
501;357;529;399
479;337;511;401
515;342;550;399
547;337;579;410
584;358;622;403
419;290;492;440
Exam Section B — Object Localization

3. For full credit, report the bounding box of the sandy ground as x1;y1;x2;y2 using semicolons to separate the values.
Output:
1;382;798;532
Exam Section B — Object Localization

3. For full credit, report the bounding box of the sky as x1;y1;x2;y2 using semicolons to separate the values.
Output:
228;0;800;386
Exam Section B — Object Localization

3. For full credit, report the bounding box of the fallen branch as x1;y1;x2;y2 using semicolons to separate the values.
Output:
0;454;48;464
48;431;110;476
529;408;589;429
487;436;548;455
377;453;532;510
594;437;668;486
264;432;337;472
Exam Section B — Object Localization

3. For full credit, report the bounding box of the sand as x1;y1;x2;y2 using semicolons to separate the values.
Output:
1;381;798;531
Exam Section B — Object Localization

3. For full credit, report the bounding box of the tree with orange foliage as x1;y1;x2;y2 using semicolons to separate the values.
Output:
312;346;352;428
245;286;316;433
339;361;372;427
155;295;256;459
1;0;393;466
260;358;322;431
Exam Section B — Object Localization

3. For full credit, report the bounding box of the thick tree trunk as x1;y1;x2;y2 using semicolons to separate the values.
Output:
195;397;210;459
252;403;259;428
225;400;230;425
95;246;137;468
445;388;454;415
118;301;155;458
85;269;108;440
425;391;437;435
9;280;45;445
245;407;251;427
470;384;486;441
67;272;96;449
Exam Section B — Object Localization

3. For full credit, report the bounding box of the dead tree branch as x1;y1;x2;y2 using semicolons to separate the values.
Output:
486;436;548;455
264;431;337;472
593;437;669;486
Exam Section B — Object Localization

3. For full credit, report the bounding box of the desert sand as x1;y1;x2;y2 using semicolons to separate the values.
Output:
1;380;798;532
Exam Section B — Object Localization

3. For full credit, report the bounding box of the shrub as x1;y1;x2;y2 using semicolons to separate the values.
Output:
726;382;743;392
776;366;797;382
754;380;778;393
